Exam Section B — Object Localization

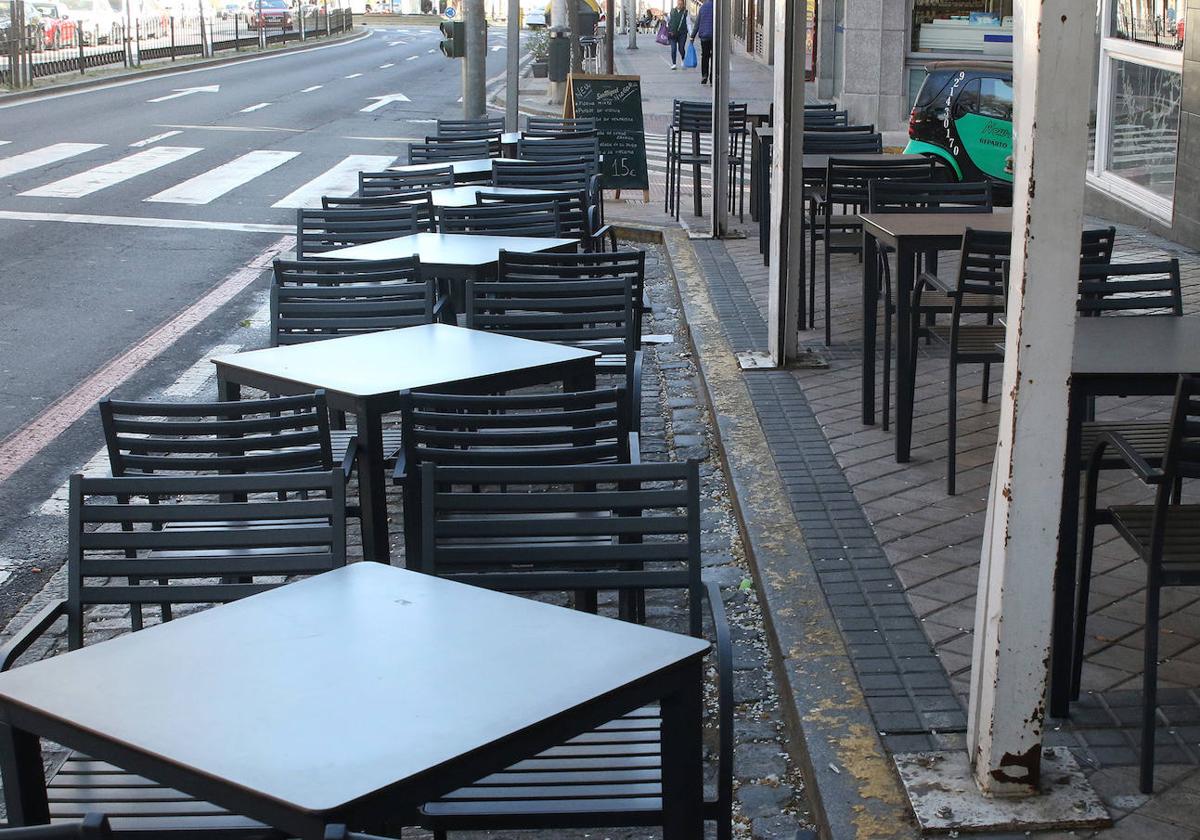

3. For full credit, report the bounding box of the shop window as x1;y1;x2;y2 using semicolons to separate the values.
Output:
1110;0;1184;50
911;0;1014;55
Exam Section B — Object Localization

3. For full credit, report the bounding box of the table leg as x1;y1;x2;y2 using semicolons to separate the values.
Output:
894;245;915;463
355;401;391;564
0;724;49;826
749;132;759;223
691;132;703;218
861;231;879;426
660;658;704;840
1050;383;1087;718
217;376;240;403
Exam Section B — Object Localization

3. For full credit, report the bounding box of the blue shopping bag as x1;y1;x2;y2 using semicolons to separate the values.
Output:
683;41;698;68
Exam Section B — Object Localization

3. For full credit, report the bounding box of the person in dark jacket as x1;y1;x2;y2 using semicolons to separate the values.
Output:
691;0;713;83
665;0;688;69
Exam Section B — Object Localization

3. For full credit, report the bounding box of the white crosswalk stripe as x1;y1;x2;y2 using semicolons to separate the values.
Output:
272;154;397;209
0;142;105;180
20;146;202;198
0;141;10;147
147;150;301;205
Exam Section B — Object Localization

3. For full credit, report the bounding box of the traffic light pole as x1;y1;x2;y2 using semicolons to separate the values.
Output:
463;0;486;118
505;0;519;131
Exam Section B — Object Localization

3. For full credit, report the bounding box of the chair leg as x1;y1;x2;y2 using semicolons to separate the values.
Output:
981;362;991;403
947;358;958;496
822;238;831;346
434;829;448;840
1140;572;1162;794
825;254;833;346
1071;494;1101;700
881;257;892;433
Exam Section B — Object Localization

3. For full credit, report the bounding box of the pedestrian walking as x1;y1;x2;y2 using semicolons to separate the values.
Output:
665;0;689;70
691;0;714;84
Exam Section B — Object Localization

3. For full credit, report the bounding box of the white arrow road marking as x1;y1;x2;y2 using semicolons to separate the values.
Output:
380;62;394;68
147;150;300;205
146;85;219;103
129;130;182;147
240;102;272;113
21;146;202;198
406;55;418;60
360;93;411;113
388;40;405;45
300;84;323;92
406;118;437;123
273;154;396;209
0;143;105;179
345;73;363;78
0;141;10;146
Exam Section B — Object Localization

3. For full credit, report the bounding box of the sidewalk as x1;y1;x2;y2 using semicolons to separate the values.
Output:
601;80;1200;840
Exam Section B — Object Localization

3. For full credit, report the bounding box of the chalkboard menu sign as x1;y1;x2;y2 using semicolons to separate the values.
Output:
564;73;649;194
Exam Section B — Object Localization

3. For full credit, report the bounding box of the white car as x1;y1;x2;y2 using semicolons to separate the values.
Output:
524;8;545;27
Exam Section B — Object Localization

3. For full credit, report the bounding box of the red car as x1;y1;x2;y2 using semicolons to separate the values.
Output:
32;1;76;48
249;0;293;30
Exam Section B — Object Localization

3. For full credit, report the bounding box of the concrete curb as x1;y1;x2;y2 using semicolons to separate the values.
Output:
0;27;368;105
613;220;919;840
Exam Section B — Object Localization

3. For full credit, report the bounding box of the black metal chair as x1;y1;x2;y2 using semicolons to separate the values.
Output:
524;116;597;136
804;122;876;133
436;116;504;138
809;158;937;345
0;816;112;839
320;191;437;224
393;387;636;570
0;471;345;837
866;179;993;430
408;140;494;165
416;461;732;840
803;102;836;111
492;160;602;230
496;249;646;342
666;99;711;220
465;275;641;430
1076;375;1200;794
727;102;750;222
295;206;426;258
802;132;883;154
439;201;562;238
271;279;438;346
358;167;454;196
517;135;601;168
803;109;849;127
476;189;595;248
910;227;1010;495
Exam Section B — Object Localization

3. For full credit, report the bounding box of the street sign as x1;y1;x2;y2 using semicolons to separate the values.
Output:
443;5;455;17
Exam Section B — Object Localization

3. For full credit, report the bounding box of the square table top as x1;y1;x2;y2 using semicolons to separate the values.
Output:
309;232;579;265
1072;316;1200;377
859;208;1013;241
427;185;558;208
212;323;598;399
0;563;708;816
388;157;528;177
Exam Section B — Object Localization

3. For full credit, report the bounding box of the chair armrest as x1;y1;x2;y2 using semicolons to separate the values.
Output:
1094;431;1166;485
591;224;617;253
0;599;68;672
391;451;408;485
628;432;641;465
699;578;734;819
339;436;358;483
917;269;955;295
631;350;643;438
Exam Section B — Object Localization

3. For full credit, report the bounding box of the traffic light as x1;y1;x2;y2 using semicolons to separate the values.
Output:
439;20;463;58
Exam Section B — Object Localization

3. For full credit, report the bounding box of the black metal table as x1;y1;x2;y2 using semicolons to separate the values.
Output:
0;563;709;839
213;324;598;563
387;157;529;184
1047;317;1200;717
859;209;1013;462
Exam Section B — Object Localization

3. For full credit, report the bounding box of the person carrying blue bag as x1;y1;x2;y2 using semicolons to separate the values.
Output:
691;0;714;84
665;0;689;70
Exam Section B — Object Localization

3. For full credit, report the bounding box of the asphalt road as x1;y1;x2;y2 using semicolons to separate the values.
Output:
0;24;517;620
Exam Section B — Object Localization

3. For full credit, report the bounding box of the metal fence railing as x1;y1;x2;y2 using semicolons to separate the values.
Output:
1;4;352;89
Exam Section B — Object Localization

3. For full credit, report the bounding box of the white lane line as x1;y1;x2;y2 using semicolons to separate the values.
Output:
344;72;363;78
406;55;418;60
427;48;435;53
0;143;105;179
0;209;291;233
0;141;10;146
379;62;394;68
240;102;272;112
272;154;396;209
21;146;202;198
156;123;304;133
300;85;323;92
340;135;421;141
129;130;183;147
146;150;301;205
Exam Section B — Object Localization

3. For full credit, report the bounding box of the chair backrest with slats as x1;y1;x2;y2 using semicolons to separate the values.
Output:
409;140;495;164
803;109;849;127
518;136;601;166
476;190;588;241
466;275;635;363
421;461;702;633
0;815;112;839
525;116;597;136
320;191;437;230
296;206;425;258
437;117;505;138
100;393;334;478
804;122;875;133
1080;226;1118;266
68;471;346;648
825;158;938;209
1161;375;1200;484
1077;259;1183;317
440;201;562;238
358;168;454;196
271;280;435;346
868;179;992;213
273;256;424;288
803;132;883;154
492;160;597;190
955;228;1012;297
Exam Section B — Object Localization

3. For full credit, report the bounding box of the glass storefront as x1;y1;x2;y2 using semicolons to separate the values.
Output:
1110;0;1184;50
911;0;1013;56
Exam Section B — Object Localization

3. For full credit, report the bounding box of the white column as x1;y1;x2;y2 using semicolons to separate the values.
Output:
967;0;1098;796
710;0;731;237
765;0;803;364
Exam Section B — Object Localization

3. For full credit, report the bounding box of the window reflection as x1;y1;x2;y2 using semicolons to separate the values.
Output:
1109;0;1184;49
1106;58;1181;199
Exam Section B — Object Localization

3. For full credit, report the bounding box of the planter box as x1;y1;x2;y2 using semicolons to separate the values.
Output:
531;60;548;77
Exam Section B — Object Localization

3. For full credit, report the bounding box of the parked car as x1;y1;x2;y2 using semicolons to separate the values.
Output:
248;0;292;29
905;60;1014;203
524;7;545;27
219;2;242;18
0;1;46;50
32;1;76;47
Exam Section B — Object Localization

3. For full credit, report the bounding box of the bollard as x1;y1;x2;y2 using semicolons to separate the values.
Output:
547;26;569;82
